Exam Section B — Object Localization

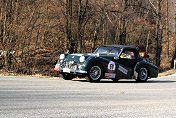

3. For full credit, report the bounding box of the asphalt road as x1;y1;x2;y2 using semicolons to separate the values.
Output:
0;74;176;118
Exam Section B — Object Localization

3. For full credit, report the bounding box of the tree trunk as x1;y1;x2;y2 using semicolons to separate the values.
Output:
66;0;73;53
166;0;169;58
0;8;5;50
146;31;150;53
77;0;82;53
155;0;163;68
119;17;126;45
171;2;176;68
102;0;105;45
92;27;97;53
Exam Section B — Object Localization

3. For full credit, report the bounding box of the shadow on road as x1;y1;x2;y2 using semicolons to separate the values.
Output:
146;80;176;83
72;79;176;84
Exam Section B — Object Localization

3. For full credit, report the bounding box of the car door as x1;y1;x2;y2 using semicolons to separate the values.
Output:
116;50;137;79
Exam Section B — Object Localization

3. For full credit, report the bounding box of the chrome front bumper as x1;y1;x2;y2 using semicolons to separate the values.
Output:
59;68;87;74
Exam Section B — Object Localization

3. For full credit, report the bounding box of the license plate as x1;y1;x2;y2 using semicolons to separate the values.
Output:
63;68;70;73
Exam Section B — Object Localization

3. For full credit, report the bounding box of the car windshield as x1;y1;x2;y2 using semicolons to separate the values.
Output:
94;46;121;55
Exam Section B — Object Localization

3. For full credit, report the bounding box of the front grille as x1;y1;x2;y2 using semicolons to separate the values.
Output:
60;61;78;70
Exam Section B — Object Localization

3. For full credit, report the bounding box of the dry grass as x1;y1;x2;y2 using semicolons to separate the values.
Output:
158;69;176;77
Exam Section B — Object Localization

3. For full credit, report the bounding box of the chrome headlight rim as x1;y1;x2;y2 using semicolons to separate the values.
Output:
60;54;65;60
79;56;85;63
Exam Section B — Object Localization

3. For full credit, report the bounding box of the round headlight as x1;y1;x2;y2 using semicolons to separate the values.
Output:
60;54;65;60
79;56;85;63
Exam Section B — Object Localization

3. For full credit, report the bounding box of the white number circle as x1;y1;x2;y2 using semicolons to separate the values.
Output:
108;61;116;73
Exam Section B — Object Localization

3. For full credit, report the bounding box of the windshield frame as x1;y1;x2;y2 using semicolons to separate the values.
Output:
94;46;122;55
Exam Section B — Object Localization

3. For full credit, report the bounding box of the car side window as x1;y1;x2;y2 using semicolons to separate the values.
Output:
120;51;135;59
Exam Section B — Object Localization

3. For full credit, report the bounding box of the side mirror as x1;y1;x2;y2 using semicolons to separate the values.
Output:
114;56;119;60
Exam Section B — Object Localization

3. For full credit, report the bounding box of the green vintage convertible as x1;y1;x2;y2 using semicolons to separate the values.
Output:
54;45;158;82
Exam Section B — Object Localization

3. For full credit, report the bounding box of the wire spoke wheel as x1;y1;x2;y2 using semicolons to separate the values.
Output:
137;67;148;82
87;64;104;82
89;66;101;80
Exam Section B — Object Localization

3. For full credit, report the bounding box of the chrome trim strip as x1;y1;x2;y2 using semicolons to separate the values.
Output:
75;70;87;73
60;68;87;74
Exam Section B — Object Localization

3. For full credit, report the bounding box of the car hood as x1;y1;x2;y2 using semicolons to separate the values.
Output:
64;53;115;64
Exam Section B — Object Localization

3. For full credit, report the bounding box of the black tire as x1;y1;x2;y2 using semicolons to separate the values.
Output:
136;67;148;82
86;64;104;82
60;73;74;80
112;78;119;83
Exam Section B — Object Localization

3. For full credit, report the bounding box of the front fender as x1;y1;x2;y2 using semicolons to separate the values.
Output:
83;56;112;71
